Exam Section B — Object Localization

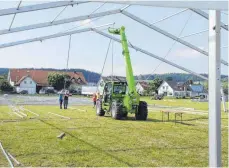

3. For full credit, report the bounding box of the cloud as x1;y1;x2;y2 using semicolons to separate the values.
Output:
172;46;205;57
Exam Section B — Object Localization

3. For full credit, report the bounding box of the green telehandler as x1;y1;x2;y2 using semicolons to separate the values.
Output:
96;26;148;120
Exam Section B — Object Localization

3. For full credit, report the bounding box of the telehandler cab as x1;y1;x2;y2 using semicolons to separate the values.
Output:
96;26;148;120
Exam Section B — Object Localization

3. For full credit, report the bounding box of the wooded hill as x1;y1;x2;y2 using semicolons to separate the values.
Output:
0;68;227;83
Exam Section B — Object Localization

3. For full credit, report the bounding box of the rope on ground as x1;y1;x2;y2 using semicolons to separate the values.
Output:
0;142;14;168
7;152;21;166
22;108;39;116
48;112;71;120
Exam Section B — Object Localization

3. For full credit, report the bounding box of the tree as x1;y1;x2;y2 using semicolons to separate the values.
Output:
166;76;173;81
48;73;71;90
202;81;208;90
0;80;13;92
146;78;163;94
222;82;228;95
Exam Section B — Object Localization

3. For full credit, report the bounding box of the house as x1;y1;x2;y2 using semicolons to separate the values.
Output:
158;80;187;97
136;81;150;95
8;69;87;94
14;75;37;94
188;84;205;97
158;80;205;97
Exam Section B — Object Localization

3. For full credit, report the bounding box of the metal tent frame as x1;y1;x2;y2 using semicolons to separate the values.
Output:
0;1;227;167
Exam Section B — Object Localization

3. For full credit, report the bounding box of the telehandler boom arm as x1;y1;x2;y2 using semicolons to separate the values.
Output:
108;26;137;96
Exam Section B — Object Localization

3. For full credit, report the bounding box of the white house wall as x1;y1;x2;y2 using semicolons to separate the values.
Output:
17;77;36;94
158;81;174;96
136;83;144;95
8;71;15;86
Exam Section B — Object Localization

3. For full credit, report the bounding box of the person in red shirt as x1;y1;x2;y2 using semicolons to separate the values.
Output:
92;93;97;108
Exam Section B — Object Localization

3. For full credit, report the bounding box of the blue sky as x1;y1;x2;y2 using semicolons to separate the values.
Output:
0;1;228;77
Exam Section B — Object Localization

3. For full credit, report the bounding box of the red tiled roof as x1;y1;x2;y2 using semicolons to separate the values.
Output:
138;81;150;90
14;75;31;86
9;69;87;86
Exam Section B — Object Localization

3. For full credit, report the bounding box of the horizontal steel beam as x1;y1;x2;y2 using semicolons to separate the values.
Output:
0;25;208;81
92;1;228;10
190;9;228;31
0;9;120;36
0;28;90;49
93;28;208;80
0;1;88;17
0;23;113;49
121;10;229;66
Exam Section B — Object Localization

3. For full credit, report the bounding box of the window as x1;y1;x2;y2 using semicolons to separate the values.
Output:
113;85;126;94
166;86;168;90
24;81;27;84
163;86;165;89
30;81;32;84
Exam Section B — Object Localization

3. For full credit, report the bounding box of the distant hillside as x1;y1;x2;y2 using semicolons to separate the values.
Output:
0;68;8;76
0;68;100;83
137;73;228;82
0;68;228;83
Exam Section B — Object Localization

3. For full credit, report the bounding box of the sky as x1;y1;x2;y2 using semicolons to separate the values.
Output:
0;0;228;77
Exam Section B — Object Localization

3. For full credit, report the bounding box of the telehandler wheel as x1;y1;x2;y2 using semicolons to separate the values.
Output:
123;113;128;118
111;101;122;120
135;101;148;120
96;99;105;116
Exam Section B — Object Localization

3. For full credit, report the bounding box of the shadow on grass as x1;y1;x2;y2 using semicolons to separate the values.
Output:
38;119;133;167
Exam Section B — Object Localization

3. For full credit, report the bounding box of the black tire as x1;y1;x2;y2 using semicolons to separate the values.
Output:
136;101;148;120
111;101;122;120
123;112;128;118
96;99;105;116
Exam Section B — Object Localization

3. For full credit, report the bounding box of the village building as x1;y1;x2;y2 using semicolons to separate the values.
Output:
8;69;87;94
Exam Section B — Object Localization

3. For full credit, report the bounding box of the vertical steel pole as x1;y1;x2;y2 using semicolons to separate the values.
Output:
208;10;221;167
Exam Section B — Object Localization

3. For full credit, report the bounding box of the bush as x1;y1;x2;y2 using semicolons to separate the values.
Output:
48;73;71;90
0;80;13;92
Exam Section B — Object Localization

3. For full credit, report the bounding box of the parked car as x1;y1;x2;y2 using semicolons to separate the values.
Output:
19;90;28;94
39;89;46;94
39;87;55;94
69;90;80;95
151;94;164;100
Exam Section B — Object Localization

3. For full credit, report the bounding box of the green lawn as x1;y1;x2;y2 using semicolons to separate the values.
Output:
141;96;228;111
0;100;228;167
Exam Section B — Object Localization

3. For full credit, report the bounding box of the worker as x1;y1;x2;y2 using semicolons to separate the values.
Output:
96;91;100;100
59;90;64;109
63;91;69;109
92;93;97;108
104;86;108;103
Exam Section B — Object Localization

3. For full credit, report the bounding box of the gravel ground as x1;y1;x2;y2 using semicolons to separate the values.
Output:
0;94;92;106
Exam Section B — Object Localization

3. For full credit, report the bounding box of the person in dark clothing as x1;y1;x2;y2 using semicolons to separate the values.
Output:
63;91;69;109
59;91;63;109
92;93;97;108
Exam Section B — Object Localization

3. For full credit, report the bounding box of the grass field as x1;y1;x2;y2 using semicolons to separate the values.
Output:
0;99;228;167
